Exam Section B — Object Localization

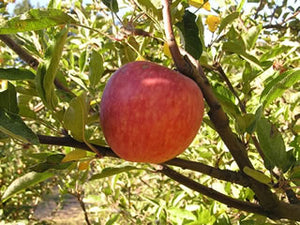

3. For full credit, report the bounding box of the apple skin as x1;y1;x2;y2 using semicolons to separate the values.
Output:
100;61;204;163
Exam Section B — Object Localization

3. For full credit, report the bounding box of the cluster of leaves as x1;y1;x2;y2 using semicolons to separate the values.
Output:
0;0;299;224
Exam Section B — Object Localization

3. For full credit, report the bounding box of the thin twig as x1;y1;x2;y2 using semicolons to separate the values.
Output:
71;191;92;225
213;62;246;113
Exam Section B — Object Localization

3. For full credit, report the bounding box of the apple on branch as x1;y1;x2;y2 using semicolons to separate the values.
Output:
100;61;204;163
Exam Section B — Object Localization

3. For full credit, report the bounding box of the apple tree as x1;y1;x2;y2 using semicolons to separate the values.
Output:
0;0;299;224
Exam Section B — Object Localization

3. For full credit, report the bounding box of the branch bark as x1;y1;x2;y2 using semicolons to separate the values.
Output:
38;134;248;186
0;34;73;94
0;34;39;70
160;165;270;217
161;0;282;214
37;134;300;220
164;158;250;187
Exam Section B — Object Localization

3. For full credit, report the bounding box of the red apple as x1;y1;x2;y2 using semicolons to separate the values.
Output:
100;61;204;163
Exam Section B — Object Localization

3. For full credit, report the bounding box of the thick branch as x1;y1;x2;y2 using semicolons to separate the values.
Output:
37;134;300;220
160;165;270;217
37;134;117;158
0;34;39;69
161;0;280;212
38;134;248;186
164;158;250;187
0;34;73;94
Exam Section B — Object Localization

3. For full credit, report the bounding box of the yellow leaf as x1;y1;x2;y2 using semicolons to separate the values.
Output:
163;42;172;58
203;1;211;11
78;160;91;171
136;55;146;61
206;15;221;32
189;0;211;11
0;80;8;91
62;149;87;162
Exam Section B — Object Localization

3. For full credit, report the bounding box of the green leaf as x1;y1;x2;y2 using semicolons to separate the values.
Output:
35;64;48;106
0;108;39;144
290;165;300;186
222;39;245;55
102;0;119;13
242;24;263;50
236;114;256;134
223;41;262;70
90;166;140;181
0;68;35;80
213;84;240;118
218;12;240;34
176;10;202;59
1;171;54;202
243;166;272;185
89;50;104;88
260;45;290;62
63;93;89;141
79;50;88;72
260;69;300;108
133;0;162;21
62;149;87;162
30;153;71;172
105;214;120;225
256;117;295;172
0;9;76;34
0;82;19;114
43;27;68;109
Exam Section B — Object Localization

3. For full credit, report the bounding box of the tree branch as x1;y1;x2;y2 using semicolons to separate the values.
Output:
213;62;246;113
37;134;248;186
37;134;117;158
37;134;300;220
0;34;73;94
160;165;270;217
161;0;280;212
164;158;250;187
0;34;39;70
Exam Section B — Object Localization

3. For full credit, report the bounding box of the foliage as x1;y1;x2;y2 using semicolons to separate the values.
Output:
0;0;299;224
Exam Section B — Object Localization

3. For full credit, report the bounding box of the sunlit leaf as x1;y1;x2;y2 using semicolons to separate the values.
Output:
133;0;162;21
89;50;104;88
242;24;262;50
163;42;172;58
261;69;300;107
1;171;54;202
0;9;76;34
62;149;87;162
63;92;89;141
218;12;239;34
43;27;68;110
